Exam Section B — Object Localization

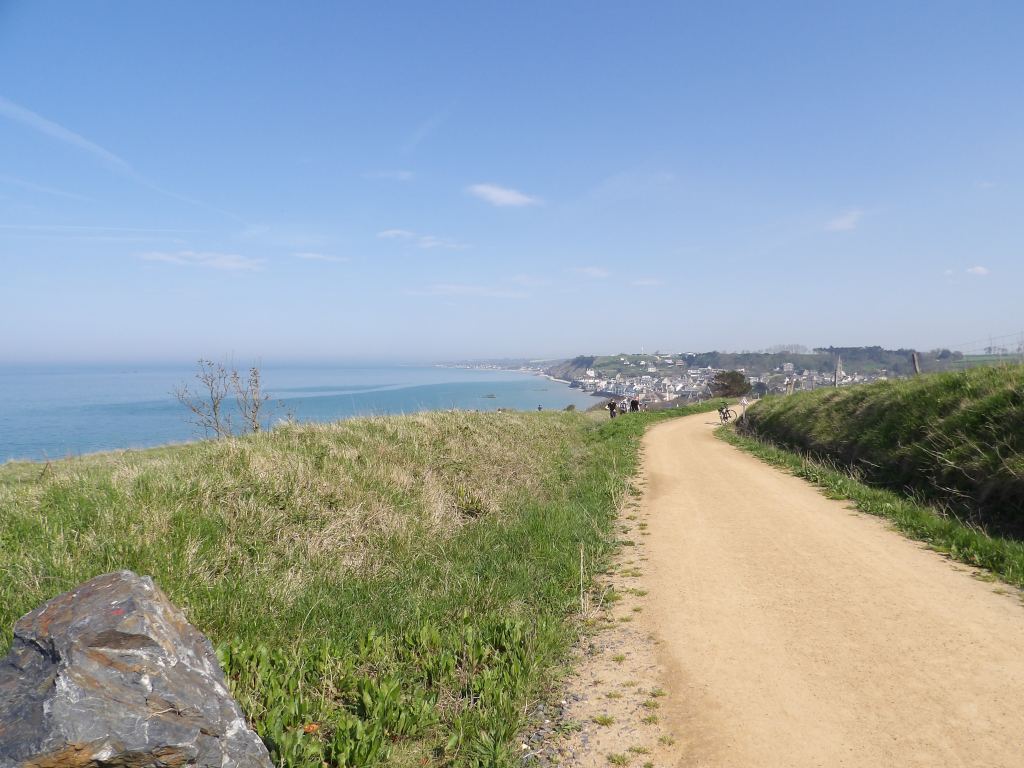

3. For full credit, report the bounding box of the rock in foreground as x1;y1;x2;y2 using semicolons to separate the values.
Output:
0;571;271;768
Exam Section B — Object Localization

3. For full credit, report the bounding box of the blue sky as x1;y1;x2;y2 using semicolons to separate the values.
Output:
1;1;1022;362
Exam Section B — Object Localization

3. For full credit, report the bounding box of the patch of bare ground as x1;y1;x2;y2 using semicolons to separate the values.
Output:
518;478;680;768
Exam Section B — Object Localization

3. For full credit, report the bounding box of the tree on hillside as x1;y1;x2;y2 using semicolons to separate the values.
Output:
711;370;752;398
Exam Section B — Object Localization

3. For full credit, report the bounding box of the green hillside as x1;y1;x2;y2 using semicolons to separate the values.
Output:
741;365;1024;536
0;405;712;768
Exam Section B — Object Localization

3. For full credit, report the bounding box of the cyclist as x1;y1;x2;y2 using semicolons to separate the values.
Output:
717;401;732;423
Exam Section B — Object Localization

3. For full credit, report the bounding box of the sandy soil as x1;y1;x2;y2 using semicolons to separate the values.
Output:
540;473;682;768
624;411;1024;767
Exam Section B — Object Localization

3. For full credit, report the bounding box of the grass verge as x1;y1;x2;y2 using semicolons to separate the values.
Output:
0;403;715;768
740;365;1024;535
719;426;1024;590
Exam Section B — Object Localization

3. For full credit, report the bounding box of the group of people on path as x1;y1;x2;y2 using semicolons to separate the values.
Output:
606;397;641;418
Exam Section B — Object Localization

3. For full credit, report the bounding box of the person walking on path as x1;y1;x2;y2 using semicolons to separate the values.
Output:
630;397;640;412
607;399;618;419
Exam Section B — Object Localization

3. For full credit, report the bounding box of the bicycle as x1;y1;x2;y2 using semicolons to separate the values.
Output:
718;406;737;424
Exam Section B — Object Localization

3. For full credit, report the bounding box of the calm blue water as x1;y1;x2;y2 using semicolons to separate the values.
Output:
0;364;597;462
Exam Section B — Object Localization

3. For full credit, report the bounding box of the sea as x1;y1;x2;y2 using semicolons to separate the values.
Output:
0;363;597;463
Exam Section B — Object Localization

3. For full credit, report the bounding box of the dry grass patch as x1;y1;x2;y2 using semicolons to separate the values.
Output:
0;410;587;648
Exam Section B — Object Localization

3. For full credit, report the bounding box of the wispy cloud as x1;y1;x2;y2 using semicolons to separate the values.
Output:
966;265;990;276
585;170;675;204
417;235;466;249
378;228;417;240
237;224;271;240
293;252;349;263
363;170;415;182
377;229;467;249
403;112;447;154
1;224;197;234
509;274;550;287
824;209;864;232
631;277;663;287
571;266;610;279
0;174;92;202
467;183;541;208
0;95;245;223
0;95;135;175
0;223;195;243
140;251;266;271
408;282;528;299
233;225;330;251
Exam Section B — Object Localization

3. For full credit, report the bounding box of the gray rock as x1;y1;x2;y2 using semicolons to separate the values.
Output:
0;571;272;768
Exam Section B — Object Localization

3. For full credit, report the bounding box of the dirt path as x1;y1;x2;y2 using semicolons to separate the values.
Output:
634;411;1024;767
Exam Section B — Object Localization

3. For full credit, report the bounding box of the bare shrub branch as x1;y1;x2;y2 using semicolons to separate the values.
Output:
174;359;284;438
232;366;271;433
173;359;233;438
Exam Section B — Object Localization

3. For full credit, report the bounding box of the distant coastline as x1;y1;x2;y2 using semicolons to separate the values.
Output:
541;373;571;385
1;364;596;463
434;362;593;395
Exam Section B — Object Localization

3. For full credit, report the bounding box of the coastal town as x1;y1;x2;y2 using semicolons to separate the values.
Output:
554;358;885;407
567;356;889;404
441;345;997;409
485;350;914;408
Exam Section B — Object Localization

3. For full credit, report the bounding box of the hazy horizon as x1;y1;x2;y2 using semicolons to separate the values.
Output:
2;335;1018;369
2;2;1021;362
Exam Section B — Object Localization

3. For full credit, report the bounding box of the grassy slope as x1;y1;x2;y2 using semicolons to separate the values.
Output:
741;365;1024;536
0;405;713;768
